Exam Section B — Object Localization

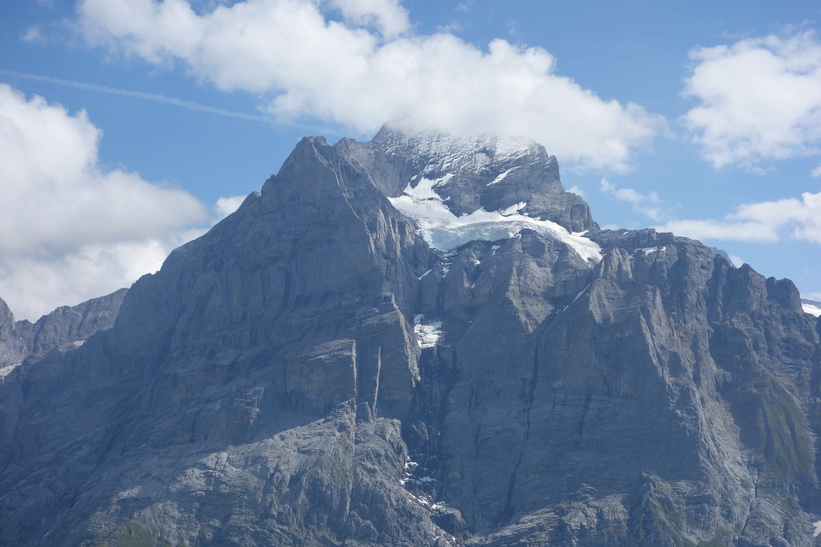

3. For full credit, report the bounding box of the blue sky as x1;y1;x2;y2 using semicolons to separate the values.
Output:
1;0;820;320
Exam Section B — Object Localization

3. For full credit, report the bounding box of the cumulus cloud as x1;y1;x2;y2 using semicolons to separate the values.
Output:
328;0;410;37
682;31;821;171
75;0;663;171
0;84;211;320
600;178;665;221
656;190;821;244
215;195;247;219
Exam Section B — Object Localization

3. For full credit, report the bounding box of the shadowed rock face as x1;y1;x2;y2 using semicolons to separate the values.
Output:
1;129;820;546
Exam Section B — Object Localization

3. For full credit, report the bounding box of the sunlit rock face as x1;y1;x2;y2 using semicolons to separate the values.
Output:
1;128;820;546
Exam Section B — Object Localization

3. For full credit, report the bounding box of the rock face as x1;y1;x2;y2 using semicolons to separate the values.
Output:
0;298;28;371
0;289;126;377
1;129;820;546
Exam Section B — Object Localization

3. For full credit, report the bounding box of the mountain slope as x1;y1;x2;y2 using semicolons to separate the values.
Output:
1;129;820;546
0;289;126;377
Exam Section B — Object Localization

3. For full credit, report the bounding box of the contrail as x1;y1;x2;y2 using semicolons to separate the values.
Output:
0;69;270;123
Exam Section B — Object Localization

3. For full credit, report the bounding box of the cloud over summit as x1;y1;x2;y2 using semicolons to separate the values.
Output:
76;0;663;171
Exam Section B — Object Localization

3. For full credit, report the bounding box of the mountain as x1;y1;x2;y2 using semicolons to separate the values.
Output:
1;128;820;546
0;289;126;378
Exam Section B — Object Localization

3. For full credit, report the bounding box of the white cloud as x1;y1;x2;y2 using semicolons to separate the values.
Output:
0;84;211;320
728;255;745;268
656;190;821;244
328;0;410;38
506;19;519;36
656;219;779;243
215;194;247;219
566;185;584;197
21;25;46;44
76;0;663;172
600;178;665;221
682;31;821;170
812;164;821;178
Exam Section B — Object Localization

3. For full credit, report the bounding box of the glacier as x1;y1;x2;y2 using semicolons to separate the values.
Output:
388;176;602;262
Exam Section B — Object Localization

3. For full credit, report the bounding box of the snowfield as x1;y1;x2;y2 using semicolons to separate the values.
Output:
389;175;602;262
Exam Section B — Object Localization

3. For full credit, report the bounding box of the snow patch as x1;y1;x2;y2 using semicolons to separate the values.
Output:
389;183;601;262
401;460;419;485
73;339;86;347
383;132;536;173
487;167;517;186
0;363;20;379
500;201;527;216
814;520;821;537
492;135;538;159
403;174;453;201
414;314;443;348
635;246;666;255
573;283;591;303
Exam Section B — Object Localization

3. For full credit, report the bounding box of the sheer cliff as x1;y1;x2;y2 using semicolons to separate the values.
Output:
1;129;820;546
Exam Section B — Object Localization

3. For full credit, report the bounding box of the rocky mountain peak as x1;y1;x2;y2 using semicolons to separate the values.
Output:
371;125;547;175
363;126;595;232
0;296;27;373
1;129;820;546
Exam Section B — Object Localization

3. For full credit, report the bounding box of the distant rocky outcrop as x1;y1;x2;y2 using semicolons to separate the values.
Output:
1;129;820;546
0;288;126;378
0;298;28;372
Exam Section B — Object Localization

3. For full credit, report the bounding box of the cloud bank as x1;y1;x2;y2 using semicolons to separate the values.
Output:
683;31;821;171
76;0;663;171
0;84;212;320
656;190;821;245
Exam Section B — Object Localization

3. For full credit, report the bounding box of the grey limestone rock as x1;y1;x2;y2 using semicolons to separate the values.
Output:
0;289;126;377
1;128;820;546
0;297;27;371
339;126;596;232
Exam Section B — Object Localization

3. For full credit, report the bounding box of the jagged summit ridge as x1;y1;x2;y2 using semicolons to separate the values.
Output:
276;127;602;260
342;127;602;260
337;126;596;233
372;126;546;177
